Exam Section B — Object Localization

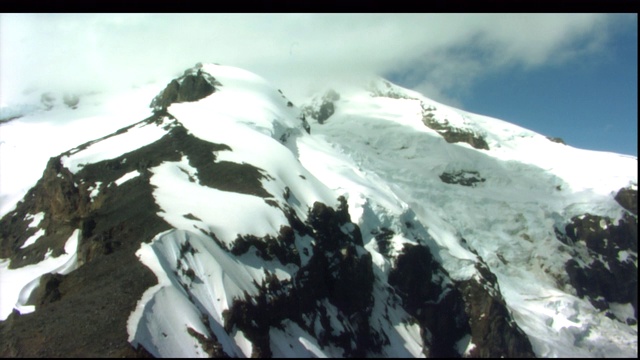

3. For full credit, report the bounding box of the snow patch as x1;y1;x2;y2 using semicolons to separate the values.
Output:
114;170;141;186
393;320;424;357
128;229;295;357
88;181;102;200
25;212;45;228
609;302;636;323
231;328;253;357
269;319;344;358
61;119;170;173
19;212;46;249
617;250;636;264
149;156;289;247
0;229;80;320
19;229;45;249
455;334;475;356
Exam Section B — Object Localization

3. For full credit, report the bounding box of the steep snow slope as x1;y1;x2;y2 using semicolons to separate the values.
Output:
0;64;636;358
0;83;167;217
300;79;637;357
0;64;432;357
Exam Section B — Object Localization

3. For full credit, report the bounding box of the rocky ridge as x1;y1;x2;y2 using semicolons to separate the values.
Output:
0;63;636;357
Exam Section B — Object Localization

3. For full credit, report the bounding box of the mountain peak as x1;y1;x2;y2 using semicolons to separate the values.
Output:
0;64;636;357
150;64;222;112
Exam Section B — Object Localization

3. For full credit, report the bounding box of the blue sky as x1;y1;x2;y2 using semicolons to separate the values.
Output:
1;14;637;156
456;19;637;156
383;15;637;157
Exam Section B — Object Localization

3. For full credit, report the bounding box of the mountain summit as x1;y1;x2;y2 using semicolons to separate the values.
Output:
0;63;636;357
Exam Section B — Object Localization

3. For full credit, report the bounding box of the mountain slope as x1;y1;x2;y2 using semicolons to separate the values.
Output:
299;79;637;357
0;63;636;357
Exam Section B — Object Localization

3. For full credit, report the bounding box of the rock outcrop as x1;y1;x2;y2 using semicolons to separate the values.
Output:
421;103;490;150
150;63;222;111
302;89;340;124
0;110;535;357
615;186;637;215
388;244;535;357
0;112;276;356
1;63;635;358
439;170;486;187
555;205;638;322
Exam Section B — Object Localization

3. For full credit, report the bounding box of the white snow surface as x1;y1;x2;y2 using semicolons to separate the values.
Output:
269;319;345;358
114;170;141;186
0;229;80;320
0;64;636;357
0;82;165;217
298;78;637;357
61;118;171;174
128;228;299;358
19;212;46;249
149;156;290;247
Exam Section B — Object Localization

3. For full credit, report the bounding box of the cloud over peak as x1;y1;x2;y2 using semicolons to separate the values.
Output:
0;13;632;106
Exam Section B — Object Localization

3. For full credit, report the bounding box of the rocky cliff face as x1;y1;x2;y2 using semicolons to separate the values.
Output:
0;137;535;357
301;89;340;124
0;64;636;357
554;187;638;323
150;64;222;112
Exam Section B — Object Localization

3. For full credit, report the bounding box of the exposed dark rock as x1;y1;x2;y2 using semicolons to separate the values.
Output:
300;199;373;319
69;115;269;199
335;196;353;230
7;70;626;357
0;110;279;357
317;101;335;124
615;186;637;215
388;244;460;357
160;124;270;198
0;156;91;269
388;245;444;313
300;114;311;134
546;136;566;145
330;245;374;316
388;244;535;358
187;327;228;358
457;262;535;358
446;131;489;150
372;227;395;257
230;225;300;267
0;251;159;357
223;290;276;357
421;103;490;150
0;116;177;357
223;197;377;357
558;213;638;319
150;65;222;111
183;213;202;221
27;273;64;306
440;170;486;187
302;89;340;124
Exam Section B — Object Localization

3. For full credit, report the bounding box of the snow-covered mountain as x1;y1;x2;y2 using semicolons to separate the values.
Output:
0;63;636;357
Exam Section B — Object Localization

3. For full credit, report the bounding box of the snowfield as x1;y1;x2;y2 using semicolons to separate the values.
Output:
0;63;636;357
0;82;166;217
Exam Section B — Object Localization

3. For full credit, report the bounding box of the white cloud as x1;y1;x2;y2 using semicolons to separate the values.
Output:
0;13;632;106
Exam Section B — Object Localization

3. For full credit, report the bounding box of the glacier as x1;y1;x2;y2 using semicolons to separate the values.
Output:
0;63;636;357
